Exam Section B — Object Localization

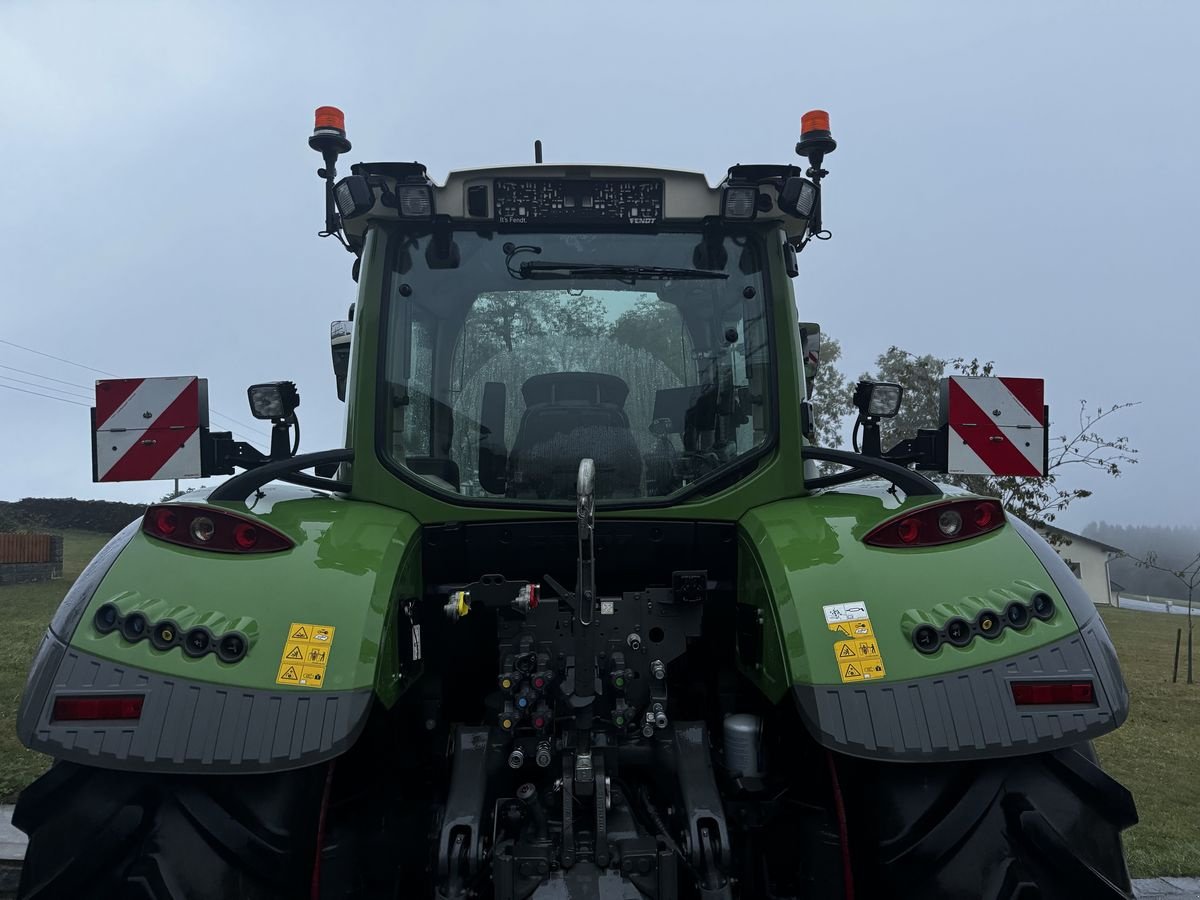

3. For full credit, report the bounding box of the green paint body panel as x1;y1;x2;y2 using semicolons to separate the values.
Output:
71;486;420;699
736;483;1078;702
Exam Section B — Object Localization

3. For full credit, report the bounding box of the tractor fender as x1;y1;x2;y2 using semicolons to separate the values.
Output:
736;485;1128;762
17;485;421;774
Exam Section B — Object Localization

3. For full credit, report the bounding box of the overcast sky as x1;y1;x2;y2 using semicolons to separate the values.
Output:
1;1;1196;530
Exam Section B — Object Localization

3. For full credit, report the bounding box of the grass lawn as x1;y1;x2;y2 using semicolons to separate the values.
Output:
0;529;110;801
0;535;1194;876
1095;606;1200;878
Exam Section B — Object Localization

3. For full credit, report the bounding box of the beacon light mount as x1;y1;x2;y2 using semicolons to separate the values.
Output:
309;106;354;244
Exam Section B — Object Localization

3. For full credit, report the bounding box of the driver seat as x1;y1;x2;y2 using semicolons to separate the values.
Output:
507;372;643;499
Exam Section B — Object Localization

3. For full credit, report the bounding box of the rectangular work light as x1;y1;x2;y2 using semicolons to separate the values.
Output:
334;176;375;219
853;381;904;419
397;184;434;217
777;176;818;219
721;187;758;220
247;381;300;420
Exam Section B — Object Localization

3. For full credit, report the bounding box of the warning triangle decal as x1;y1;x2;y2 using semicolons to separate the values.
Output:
281;666;299;681
286;646;303;660
835;624;851;635
843;663;861;677
291;626;309;640
838;644;855;657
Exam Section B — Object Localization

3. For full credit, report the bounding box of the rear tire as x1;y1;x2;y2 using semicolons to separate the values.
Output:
843;742;1137;899
14;762;326;900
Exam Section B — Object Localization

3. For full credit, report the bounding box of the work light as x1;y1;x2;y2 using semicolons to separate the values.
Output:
334;176;375;219
852;381;903;419
398;184;434;217
777;177;818;219
721;187;758;220
247;381;300;420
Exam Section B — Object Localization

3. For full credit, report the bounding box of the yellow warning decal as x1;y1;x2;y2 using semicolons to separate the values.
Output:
276;622;337;688
842;657;886;682
829;618;874;639
823;603;886;683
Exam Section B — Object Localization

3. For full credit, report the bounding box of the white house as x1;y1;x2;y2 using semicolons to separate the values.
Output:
1035;525;1124;606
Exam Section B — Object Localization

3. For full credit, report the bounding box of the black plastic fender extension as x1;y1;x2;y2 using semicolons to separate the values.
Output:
794;514;1131;762
793;624;1129;762
18;638;372;774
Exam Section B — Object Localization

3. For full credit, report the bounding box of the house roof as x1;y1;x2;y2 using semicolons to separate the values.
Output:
1036;524;1124;555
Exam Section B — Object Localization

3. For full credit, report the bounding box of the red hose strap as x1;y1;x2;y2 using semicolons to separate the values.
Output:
825;749;856;900
311;758;337;900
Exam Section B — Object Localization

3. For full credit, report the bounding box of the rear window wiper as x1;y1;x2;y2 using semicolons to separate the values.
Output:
515;261;729;283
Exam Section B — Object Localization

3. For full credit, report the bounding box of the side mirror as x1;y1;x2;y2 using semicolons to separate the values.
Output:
478;382;508;494
798;323;821;394
331;320;352;401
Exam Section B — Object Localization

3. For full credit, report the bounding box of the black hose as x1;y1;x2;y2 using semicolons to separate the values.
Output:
209;449;353;502
802;447;941;497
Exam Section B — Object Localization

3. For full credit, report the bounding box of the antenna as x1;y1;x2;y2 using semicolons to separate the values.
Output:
534;140;543;164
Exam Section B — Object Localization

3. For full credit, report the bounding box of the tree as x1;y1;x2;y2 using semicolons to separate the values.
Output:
612;295;690;382
1128;547;1200;684
806;334;855;458
1084;522;1200;599
864;347;1138;529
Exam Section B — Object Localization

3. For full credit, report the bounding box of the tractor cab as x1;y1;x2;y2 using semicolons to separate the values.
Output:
324;136;827;509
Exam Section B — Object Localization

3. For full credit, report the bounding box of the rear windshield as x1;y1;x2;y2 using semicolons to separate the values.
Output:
379;228;773;505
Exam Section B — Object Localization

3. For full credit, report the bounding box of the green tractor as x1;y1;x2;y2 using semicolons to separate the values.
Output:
14;107;1137;899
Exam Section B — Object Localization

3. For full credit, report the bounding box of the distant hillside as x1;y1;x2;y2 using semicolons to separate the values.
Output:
1084;521;1200;602
0;498;147;535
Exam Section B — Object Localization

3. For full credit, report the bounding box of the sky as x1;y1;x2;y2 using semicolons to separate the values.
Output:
1;0;1196;531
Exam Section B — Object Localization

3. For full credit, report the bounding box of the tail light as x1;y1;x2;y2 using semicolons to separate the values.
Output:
863;499;1005;548
142;505;293;554
52;694;144;722
1011;681;1095;706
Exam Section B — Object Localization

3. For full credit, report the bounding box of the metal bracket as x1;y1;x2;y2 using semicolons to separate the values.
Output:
436;726;497;898
669;722;733;900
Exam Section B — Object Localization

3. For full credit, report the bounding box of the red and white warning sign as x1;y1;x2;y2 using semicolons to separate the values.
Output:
92;377;208;482
940;376;1047;477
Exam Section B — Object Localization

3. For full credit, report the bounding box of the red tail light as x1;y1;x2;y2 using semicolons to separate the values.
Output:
1011;681;1096;706
142;505;293;554
52;694;144;722
863;499;1005;548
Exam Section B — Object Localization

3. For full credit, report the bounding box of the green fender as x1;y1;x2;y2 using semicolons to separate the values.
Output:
737;484;1129;761
17;485;420;773
72;486;421;701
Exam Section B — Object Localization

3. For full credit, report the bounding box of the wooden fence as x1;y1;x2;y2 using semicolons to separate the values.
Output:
0;533;53;564
0;533;63;584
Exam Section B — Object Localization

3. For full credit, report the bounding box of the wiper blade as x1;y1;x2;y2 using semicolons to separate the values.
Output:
516;261;728;282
